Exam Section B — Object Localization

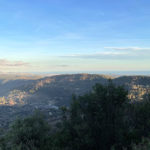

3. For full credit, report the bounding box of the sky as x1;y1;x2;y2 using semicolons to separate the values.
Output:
0;0;150;73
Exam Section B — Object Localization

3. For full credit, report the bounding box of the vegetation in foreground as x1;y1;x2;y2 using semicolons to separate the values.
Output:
0;81;150;150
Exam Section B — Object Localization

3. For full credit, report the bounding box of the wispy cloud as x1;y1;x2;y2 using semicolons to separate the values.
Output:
104;47;150;51
0;59;29;67
36;32;84;45
56;65;69;68
61;46;150;60
61;51;129;59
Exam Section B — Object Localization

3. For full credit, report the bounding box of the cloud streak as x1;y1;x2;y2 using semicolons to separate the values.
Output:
55;65;69;68
0;59;29;67
61;52;130;59
61;46;150;60
104;47;150;51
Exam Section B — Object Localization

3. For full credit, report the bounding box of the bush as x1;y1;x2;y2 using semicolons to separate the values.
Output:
4;111;51;150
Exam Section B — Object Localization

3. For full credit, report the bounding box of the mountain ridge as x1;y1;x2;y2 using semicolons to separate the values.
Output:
0;73;150;128
0;74;150;106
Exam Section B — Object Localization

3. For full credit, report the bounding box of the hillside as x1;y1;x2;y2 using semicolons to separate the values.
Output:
0;74;150;128
0;74;150;106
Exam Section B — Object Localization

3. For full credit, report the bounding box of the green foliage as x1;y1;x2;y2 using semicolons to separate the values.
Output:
3;111;51;150
125;96;150;145
53;81;129;150
132;138;150;150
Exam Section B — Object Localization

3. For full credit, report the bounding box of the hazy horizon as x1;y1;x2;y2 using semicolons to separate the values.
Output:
0;70;150;76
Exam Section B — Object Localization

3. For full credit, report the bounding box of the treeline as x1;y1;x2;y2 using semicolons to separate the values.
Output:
1;81;150;150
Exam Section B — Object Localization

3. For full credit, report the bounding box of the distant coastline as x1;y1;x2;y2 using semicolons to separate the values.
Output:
0;71;150;76
29;71;150;76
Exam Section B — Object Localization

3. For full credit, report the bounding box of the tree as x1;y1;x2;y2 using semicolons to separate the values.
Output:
132;138;150;150
4;111;51;150
56;81;129;150
128;94;150;144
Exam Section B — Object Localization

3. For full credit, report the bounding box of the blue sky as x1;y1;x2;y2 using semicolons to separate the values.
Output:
0;0;150;73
